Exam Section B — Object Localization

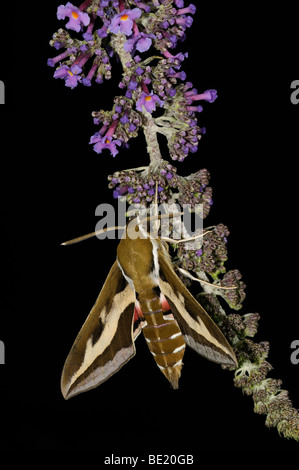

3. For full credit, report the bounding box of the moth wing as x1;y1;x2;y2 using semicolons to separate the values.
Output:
158;249;237;367
61;261;136;399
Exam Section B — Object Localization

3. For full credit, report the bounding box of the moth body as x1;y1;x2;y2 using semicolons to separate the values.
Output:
117;224;185;388
61;221;237;399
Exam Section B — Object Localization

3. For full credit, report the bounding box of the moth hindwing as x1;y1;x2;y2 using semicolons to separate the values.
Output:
61;224;237;398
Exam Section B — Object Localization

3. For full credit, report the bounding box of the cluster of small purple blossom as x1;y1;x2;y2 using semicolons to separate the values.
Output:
163;82;217;162
220;269;246;310
197;294;299;439
174;222;246;311
48;0;217;161
226;315;299;437
177;223;228;273
48;0;197;89
108;162;178;204
91;95;143;155
107;163;213;210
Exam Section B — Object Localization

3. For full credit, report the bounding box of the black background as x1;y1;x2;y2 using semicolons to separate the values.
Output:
1;1;299;453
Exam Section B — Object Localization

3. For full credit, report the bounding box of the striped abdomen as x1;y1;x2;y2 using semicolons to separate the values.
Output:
138;294;186;389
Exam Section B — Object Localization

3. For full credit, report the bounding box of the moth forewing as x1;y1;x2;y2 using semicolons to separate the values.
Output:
157;243;237;368
61;261;136;399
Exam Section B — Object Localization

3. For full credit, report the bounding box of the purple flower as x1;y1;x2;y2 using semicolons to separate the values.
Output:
177;4;197;15
113;185;130;199
128;123;136;132
136;91;164;113
120;114;129;123
175;15;193;28
109;8;141;36
57;2;90;33
187;105;203;113
135;34;153;52
53;41;62;50
97;24;109;37
53;64;82;89
128;79;138;90
113;189;121;199
189;89;218;103
134;2;151;13
133;67;142;77
90;133;121;157
200;89;218;103
47;47;77;67
124;32;155;53
147;188;155;196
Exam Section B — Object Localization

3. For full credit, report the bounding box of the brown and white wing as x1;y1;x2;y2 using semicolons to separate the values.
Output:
157;249;237;368
61;261;136;399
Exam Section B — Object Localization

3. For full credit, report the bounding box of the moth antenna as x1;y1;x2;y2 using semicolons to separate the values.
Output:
61;226;125;246
138;211;184;226
161;228;215;244
151;181;160;238
124;166;148;172
178;267;237;290
137;211;184;240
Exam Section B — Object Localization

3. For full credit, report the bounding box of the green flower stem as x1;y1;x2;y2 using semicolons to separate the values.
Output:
110;33;132;71
111;33;163;166
141;108;164;166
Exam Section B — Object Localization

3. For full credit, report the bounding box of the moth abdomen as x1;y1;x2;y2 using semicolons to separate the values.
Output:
140;294;186;389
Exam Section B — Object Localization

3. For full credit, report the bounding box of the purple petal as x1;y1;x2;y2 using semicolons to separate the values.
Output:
53;65;69;79
120;18;134;36
128;8;142;20
136;36;152;52
65;18;81;33
124;37;136;52
79;11;90;27
109;17;121;34
57;5;69;20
